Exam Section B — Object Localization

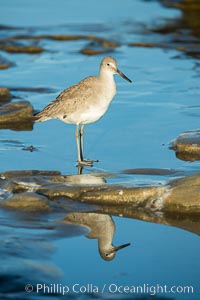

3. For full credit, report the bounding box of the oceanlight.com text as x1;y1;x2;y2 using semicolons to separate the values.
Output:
25;283;194;296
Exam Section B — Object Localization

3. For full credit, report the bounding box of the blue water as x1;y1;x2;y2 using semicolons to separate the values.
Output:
0;0;200;299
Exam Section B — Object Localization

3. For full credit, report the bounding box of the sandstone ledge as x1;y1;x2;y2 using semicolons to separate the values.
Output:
0;170;200;215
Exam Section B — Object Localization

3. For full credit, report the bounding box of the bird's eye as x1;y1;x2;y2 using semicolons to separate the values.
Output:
107;63;110;66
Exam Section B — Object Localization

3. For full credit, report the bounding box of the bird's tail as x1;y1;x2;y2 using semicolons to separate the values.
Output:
34;111;50;123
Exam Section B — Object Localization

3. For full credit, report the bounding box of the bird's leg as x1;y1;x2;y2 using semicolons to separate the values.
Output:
75;124;82;163
76;124;93;167
79;124;99;165
80;124;84;161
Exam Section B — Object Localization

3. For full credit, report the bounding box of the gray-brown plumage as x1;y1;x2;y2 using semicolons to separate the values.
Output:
35;56;132;166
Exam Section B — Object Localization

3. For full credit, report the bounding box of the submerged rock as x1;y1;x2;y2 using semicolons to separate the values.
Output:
121;168;179;176
2;34;119;57
129;42;169;49
0;170;61;180
4;33;120;56
1;192;51;212
7;34;120;47
0;100;34;130
9;86;56;94
0;55;15;70
170;130;200;161
80;36;119;56
46;34;82;41
2;44;44;54
0;87;12;103
80;48;114;56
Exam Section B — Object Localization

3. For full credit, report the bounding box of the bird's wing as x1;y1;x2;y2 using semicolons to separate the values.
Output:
35;76;98;121
57;76;99;105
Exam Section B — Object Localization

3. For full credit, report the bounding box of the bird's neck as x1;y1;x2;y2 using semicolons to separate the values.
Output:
99;70;116;99
99;69;115;83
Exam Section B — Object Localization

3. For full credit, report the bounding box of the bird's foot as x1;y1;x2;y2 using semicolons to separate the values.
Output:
77;159;99;167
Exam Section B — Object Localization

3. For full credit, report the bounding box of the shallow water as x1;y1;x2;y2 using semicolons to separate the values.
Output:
0;0;200;299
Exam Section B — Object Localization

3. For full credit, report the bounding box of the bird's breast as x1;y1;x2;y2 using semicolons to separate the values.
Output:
79;101;110;124
79;81;116;124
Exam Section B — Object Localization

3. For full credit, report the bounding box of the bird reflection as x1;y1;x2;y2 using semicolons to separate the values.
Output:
65;212;130;261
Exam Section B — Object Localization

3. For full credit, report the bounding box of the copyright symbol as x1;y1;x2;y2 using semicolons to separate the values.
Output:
25;284;33;293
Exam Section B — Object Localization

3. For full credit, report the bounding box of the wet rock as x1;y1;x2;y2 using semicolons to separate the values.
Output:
80;47;114;56
0;170;61;180
0;56;15;70
8;34;120;47
128;42;169;49
38;184;166;209
1;192;51;212
0;100;34;130
1;33;120;58
0;62;10;70
170;130;200;161
46;34;82;41
0;171;63;194
0;38;45;54
22;145;37;152
3;44;44;54
165;174;200;214
80;37;119;56
0;32;121;65
0;169;200;215
37;173;200;214
8;34;83;41
175;151;200;162
159;0;200;11
0;120;34;131
0;87;12;103
121;168;199;178
0;62;11;70
0;174;107;199
128;41;193;55
9;86;56;94
84;36;119;48
121;168;179;176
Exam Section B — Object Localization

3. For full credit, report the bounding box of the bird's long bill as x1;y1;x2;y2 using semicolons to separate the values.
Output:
117;69;132;83
114;243;131;252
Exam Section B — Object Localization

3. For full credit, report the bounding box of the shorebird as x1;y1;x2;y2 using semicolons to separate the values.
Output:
66;212;131;261
35;56;132;166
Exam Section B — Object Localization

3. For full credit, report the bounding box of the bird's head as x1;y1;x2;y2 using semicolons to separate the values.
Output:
100;242;131;261
100;56;132;83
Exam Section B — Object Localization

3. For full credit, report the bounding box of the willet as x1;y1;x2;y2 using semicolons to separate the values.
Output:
35;56;132;166
66;212;131;261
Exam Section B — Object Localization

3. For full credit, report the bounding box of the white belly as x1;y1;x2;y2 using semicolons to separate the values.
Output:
80;104;109;124
63;103;110;124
